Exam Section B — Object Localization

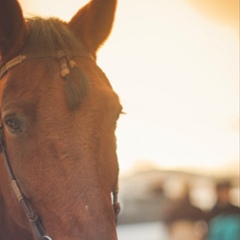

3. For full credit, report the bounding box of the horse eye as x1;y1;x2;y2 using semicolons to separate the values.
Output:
5;118;22;132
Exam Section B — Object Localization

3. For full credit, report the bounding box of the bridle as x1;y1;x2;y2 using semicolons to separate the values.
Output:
0;52;120;240
0;127;52;240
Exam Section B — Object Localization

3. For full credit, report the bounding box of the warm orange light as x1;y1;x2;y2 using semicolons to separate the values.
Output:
19;0;239;174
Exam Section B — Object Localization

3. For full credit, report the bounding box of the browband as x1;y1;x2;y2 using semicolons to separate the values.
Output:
0;55;27;79
0;51;94;79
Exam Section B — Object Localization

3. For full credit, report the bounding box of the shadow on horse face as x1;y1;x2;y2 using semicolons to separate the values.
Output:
0;1;121;239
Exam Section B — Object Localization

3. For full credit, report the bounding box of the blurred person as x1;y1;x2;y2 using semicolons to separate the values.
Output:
207;180;240;220
206;180;240;240
162;182;207;240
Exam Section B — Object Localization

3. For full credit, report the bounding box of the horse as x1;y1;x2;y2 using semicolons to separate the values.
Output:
0;0;122;239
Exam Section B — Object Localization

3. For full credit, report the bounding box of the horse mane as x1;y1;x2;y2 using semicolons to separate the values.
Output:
25;18;85;56
24;17;90;111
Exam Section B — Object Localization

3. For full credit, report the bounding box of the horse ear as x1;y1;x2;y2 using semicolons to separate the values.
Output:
69;0;117;57
0;0;28;60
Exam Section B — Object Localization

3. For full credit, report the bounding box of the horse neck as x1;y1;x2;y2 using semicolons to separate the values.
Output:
0;191;33;240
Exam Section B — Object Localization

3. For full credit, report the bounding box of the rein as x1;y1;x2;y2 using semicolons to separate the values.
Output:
0;53;120;239
0;126;51;240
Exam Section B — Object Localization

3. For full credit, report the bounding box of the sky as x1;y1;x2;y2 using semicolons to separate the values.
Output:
19;0;239;176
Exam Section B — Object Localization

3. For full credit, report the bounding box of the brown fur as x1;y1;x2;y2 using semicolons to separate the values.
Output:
17;17;90;111
0;0;120;239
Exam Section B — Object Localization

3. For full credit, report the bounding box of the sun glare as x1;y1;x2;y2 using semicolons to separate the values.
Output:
20;0;89;20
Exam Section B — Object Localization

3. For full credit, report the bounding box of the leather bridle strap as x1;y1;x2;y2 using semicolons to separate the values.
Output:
0;55;27;79
112;190;121;223
0;125;52;240
0;52;77;239
0;52;120;239
0;51;94;80
0;124;120;238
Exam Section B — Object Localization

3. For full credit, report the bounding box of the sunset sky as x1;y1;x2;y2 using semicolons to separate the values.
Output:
19;0;239;175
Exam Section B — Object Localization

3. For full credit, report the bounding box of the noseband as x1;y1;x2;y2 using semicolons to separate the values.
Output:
0;53;120;240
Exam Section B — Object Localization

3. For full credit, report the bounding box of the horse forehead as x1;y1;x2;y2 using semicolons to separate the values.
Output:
0;59;120;116
2;58;56;87
0;60;55;106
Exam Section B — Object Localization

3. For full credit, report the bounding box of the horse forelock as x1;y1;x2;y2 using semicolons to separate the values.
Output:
24;18;85;57
22;17;91;111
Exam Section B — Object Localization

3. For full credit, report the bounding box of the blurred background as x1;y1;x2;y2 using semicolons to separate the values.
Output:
19;0;239;239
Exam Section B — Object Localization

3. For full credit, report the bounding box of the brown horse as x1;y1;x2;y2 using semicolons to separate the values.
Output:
0;0;121;239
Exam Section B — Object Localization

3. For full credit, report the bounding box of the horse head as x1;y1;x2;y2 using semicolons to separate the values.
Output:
0;0;121;239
